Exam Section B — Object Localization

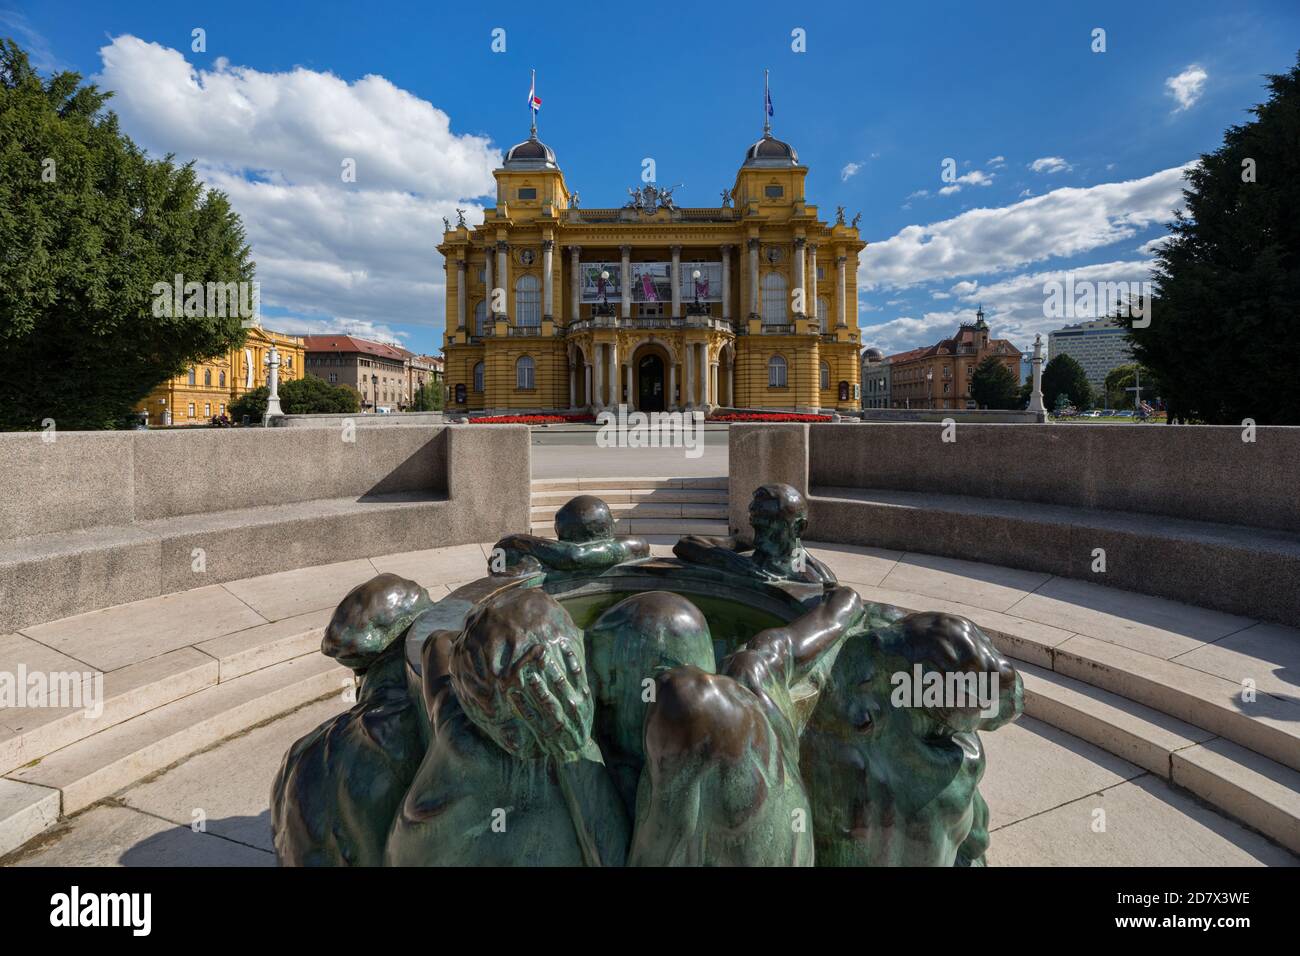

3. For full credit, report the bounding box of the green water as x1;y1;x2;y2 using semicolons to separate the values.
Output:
557;590;788;664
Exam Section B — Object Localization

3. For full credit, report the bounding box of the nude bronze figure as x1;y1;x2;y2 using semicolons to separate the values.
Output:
492;494;649;575
674;483;836;584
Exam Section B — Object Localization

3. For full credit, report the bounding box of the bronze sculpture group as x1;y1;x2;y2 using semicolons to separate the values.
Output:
272;484;1023;866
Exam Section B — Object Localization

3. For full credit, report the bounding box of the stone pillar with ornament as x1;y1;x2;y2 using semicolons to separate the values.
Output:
1027;334;1047;420
263;344;284;425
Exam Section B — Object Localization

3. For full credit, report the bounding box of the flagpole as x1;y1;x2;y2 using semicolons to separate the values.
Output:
764;68;770;136
530;69;537;138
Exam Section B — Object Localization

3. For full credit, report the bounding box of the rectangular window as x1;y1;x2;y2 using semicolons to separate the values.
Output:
187;403;195;418
517;187;537;200
204;403;211;417
764;185;784;199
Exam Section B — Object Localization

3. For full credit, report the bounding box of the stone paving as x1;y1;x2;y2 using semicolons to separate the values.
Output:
3;539;1297;866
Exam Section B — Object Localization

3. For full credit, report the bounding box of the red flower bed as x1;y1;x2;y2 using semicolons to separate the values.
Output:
469;414;595;424
710;412;834;423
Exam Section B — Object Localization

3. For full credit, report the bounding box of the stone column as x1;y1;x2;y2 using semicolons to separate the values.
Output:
669;362;677;410
709;363;718;407
748;238;760;318
1027;334;1047;417
721;245;732;321
263;344;283;424
497;242;509;319
569;360;576;408
808;245;819;329
620;245;632;319
836;254;847;328
584;362;592;408
685;344;695;407
569;246;581;323
609;341;619;408
542;239;554;320
594;344;604;408
794;237;806;318
670;245;682;318
623;360;633;410
484;248;494;316
456;259;467;329
700;344;709;405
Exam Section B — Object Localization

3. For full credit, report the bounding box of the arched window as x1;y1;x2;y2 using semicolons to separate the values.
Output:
761;272;787;325
816;296;830;333
473;362;484;393
516;355;535;389
820;361;830;390
187;368;196;385
474;300;488;336
515;275;540;327
768;354;788;388
204;368;212;386
219;370;226;387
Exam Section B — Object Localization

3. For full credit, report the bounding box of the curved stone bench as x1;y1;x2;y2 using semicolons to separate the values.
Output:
810;487;1300;626
729;421;1300;628
0;425;529;633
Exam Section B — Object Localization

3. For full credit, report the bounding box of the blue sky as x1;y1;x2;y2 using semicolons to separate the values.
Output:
4;0;1298;357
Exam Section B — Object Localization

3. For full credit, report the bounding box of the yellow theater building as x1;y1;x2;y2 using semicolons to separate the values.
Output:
440;112;864;415
136;325;306;425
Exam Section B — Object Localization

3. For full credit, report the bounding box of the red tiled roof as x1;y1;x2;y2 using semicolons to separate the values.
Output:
301;335;408;361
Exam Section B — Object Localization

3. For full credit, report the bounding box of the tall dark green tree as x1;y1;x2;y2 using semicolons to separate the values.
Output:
970;355;1021;409
1119;53;1300;424
0;39;255;429
1041;354;1092;410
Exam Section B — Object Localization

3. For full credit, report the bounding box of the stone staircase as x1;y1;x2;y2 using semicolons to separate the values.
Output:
0;613;349;857
529;477;729;540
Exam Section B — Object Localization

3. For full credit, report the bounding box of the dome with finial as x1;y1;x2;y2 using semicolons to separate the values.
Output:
743;131;799;167
863;347;885;363
503;130;558;170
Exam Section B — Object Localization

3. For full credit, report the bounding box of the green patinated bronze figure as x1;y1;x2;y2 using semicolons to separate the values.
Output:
492;494;649;575
674;484;836;584
271;484;1022;867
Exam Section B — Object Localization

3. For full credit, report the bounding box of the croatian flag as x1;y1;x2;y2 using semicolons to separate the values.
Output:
765;86;774;119
527;70;542;113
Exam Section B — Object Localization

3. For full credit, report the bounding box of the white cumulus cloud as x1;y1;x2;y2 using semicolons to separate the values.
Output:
860;164;1190;290
94;35;503;341
1029;156;1072;174
841;162;863;181
1165;64;1208;112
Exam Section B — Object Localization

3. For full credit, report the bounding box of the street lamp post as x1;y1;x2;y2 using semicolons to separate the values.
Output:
371;373;378;412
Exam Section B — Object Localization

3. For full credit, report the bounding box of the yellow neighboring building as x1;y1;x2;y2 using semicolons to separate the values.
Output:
137;325;306;425
440;113;864;415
